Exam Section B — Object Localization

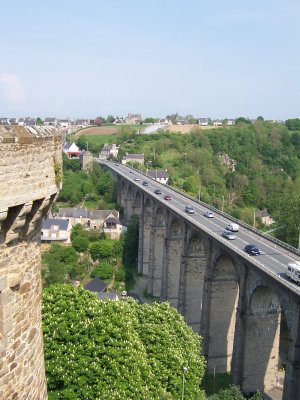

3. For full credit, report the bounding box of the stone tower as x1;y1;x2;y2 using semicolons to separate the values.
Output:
80;150;93;172
0;125;62;399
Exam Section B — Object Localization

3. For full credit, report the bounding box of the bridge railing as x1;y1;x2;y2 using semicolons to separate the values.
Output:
168;185;300;256
102;161;300;257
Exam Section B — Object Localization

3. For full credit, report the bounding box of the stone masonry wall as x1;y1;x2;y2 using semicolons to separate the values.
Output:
0;125;62;400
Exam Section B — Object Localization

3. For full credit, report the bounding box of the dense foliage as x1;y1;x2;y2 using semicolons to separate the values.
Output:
209;385;262;400
58;155;116;208
42;285;206;400
119;122;300;246
122;215;139;288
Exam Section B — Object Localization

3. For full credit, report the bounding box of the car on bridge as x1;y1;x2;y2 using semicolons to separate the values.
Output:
154;189;161;194
143;181;148;186
185;205;195;214
244;244;260;256
134;178;140;181
221;230;236;240
164;195;171;201
204;210;214;218
226;223;239;232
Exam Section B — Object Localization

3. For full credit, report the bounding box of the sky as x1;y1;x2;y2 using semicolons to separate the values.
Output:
0;0;300;120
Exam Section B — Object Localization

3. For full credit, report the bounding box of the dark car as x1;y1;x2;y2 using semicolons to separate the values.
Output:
143;181;148;186
154;189;161;194
244;244;260;256
164;195;171;200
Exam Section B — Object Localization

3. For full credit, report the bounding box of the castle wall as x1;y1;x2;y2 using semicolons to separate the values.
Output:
0;126;62;400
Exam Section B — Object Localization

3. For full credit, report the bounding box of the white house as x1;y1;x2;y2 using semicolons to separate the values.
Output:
226;119;236;126
98;144;119;160
63;142;81;159
146;169;169;184
213;119;223;126
41;218;72;243
198;118;209;126
103;213;127;239
122;153;144;165
44;117;57;126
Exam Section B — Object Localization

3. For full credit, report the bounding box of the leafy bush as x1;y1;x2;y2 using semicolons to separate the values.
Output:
89;240;114;260
91;262;114;280
42;285;206;400
72;236;89;253
209;385;262;400
115;267;125;282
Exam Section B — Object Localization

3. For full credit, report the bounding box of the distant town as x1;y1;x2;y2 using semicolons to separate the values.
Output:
0;113;286;131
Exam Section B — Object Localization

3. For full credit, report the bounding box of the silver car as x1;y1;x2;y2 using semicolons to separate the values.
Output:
221;230;236;240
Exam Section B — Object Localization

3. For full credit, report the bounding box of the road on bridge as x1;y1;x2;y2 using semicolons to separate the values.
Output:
101;161;300;296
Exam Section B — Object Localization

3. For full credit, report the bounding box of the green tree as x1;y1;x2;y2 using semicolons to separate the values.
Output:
286;118;300;131
36;117;44;125
72;236;89;253
89;240;114;260
106;114;115;123
91;262;114;280
143;117;156;124
42;285;206;400
209;385;262;400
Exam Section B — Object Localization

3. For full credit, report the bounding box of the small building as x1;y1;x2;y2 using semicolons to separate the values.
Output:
58;119;71;128
255;209;275;226
98;143;119;160
103;213;127;239
63;142;81;159
113;117;125;125
122;153;144;165
146;169;169;185
125;113;142;124
97;292;119;301
84;277;108;293
41;218;72;243
213;119;223;126
18;117;36;126
44;117;57;126
80;150;93;172
198;118;209;126
58;208;120;230
226;119;236;126
75;119;90;128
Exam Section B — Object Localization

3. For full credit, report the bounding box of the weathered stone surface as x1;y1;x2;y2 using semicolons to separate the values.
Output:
0;126;62;400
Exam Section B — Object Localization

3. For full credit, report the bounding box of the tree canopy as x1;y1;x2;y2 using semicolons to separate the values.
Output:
42;285;206;400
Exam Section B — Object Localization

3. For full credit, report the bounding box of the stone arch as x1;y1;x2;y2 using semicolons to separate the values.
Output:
120;180;127;207
164;216;184;308
133;191;141;209
141;198;153;275
169;217;183;237
126;184;134;221
149;207;166;297
207;253;239;373
183;233;207;333
242;285;282;394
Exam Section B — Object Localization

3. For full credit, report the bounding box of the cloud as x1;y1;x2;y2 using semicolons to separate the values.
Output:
0;73;24;103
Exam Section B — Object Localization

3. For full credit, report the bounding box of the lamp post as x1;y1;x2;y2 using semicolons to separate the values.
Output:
298;227;300;250
181;366;188;400
221;195;224;213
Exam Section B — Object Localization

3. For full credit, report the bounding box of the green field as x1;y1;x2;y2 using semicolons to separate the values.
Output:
83;134;117;146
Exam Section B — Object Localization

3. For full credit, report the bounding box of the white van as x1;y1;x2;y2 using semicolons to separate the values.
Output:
286;261;300;285
226;223;239;232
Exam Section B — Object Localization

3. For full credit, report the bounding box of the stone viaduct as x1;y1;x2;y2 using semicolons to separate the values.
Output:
115;172;300;400
0;125;61;399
